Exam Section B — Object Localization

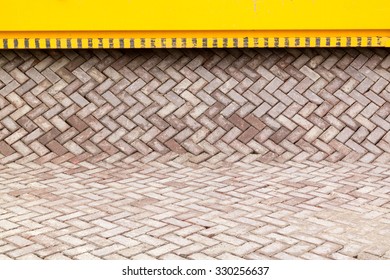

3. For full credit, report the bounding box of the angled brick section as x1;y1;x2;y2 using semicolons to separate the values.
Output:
0;48;389;164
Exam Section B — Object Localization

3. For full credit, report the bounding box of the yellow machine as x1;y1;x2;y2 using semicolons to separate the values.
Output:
0;0;389;48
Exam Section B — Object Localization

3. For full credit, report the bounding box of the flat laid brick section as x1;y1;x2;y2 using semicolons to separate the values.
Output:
0;160;389;260
0;49;390;164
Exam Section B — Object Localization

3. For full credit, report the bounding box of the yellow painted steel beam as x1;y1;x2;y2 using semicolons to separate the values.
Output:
1;0;390;31
0;32;389;49
0;0;389;48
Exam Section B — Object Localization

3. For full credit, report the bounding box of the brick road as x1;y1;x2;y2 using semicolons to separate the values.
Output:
0;160;389;260
1;48;390;164
0;48;390;260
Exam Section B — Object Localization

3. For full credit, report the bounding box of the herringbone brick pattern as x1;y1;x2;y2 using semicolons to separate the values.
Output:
1;48;390;164
0;160;389;260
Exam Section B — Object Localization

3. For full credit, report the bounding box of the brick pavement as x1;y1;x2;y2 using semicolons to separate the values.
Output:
0;48;390;260
0;160;389;260
0;48;390;164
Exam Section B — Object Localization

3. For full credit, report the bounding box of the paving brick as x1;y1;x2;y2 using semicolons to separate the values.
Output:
258;242;289;256
311;242;343;256
5;236;33;247
147;244;180;257
63;244;97;257
300;65;320;81
92;244;126;257
7;244;44;258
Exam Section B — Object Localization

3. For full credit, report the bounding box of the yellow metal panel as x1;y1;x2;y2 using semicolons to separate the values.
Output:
0;1;389;48
0;0;389;31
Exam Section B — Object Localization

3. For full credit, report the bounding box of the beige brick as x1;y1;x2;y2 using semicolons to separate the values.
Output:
147;244;180;257
258;242;289;256
8;244;44;258
92;244;126;257
6;236;33;247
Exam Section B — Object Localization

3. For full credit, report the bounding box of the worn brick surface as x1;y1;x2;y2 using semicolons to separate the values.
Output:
0;49;390;164
0;48;390;260
0;160;389;259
